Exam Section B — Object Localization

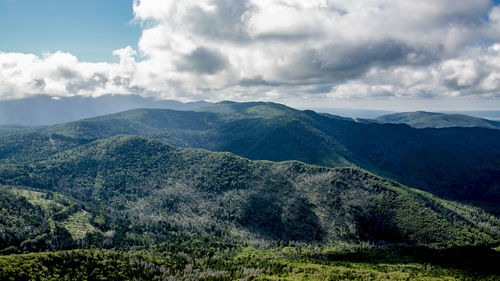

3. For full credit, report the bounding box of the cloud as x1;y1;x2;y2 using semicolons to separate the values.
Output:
0;48;139;99
66;73;109;94
1;0;500;105
328;44;500;99
177;47;228;74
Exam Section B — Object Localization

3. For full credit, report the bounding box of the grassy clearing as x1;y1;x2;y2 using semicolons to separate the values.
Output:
62;210;100;240
9;188;65;213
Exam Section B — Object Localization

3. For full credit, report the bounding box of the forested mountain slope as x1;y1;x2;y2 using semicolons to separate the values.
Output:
0;125;30;137
375;111;500;130
27;102;500;210
0;135;498;254
0;133;90;164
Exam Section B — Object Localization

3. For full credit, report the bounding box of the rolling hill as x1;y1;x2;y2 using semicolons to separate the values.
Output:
375;111;500;130
23;102;500;210
1;130;499;279
0;135;498;253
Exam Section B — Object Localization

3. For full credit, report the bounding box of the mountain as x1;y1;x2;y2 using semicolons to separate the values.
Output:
0;94;211;126
445;110;500;121
0;135;497;252
0;133;91;164
28;102;500;210
310;108;395;119
1;130;499;279
0;125;30;137
375;111;500;130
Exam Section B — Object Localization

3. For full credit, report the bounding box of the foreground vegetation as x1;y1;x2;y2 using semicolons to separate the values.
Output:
1;237;499;280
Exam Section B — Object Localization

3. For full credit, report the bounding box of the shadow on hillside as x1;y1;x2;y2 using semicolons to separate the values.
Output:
239;194;324;242
313;243;500;275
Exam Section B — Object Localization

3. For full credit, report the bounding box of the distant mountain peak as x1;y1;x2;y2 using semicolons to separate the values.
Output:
375;111;500;130
195;100;298;118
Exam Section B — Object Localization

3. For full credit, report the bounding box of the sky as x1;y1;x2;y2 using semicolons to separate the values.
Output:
0;0;141;62
1;0;500;111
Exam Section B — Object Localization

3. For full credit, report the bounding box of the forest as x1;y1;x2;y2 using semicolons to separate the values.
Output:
0;130;498;280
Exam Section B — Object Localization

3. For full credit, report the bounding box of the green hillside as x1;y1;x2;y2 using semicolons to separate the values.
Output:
0;133;90;164
2;244;500;280
0;135;499;279
39;108;220;147
195;101;299;118
0;135;498;250
26;102;500;210
375;111;500;130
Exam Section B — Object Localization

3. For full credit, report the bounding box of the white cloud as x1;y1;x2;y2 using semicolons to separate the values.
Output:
1;0;500;106
328;44;500;100
0;47;141;99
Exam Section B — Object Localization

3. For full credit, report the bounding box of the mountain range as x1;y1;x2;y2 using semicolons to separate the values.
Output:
4;101;495;211
375;111;500;130
1;99;499;280
1;135;498;250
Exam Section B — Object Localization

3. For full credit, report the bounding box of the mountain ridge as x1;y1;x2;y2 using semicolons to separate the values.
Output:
16;102;499;210
375;111;500;130
1;122;499;279
0;134;497;252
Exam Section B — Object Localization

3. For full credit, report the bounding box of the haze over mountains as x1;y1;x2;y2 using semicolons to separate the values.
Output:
0;95;210;126
2;94;500;127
